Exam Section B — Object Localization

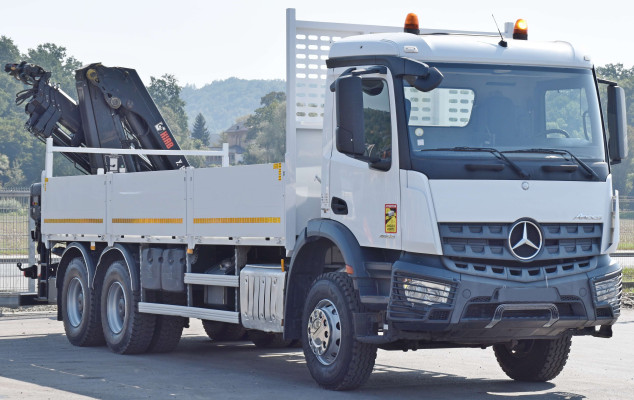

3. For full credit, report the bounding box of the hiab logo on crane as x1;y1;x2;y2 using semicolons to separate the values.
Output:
155;122;174;149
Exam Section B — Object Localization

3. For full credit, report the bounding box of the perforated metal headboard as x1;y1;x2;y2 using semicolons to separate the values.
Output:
286;9;399;130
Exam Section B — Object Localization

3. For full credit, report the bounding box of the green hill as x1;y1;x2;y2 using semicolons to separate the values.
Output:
182;78;285;139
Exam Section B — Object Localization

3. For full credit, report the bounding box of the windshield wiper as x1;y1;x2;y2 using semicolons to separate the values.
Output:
418;147;530;178
502;148;600;181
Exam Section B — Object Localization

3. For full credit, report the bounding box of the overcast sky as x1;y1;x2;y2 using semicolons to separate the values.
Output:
1;0;630;87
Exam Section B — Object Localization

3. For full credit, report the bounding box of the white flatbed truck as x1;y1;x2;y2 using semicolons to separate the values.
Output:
11;9;627;390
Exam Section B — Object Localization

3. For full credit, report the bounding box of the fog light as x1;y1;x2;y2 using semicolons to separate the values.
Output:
403;278;453;306
593;274;622;306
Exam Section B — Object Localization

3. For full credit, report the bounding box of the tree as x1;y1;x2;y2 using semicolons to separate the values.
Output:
146;74;207;168
148;74;188;135
181;78;285;136
26;43;82;99
242;92;286;164
191;113;210;146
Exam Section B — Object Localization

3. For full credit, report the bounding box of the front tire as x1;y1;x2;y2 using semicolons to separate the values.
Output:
61;257;104;346
302;272;377;390
100;260;156;354
493;335;572;381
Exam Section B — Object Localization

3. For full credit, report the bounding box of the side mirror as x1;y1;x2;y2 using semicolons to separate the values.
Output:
607;85;628;164
411;67;444;92
336;75;365;156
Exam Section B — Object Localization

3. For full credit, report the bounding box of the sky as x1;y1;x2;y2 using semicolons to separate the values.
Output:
0;0;630;87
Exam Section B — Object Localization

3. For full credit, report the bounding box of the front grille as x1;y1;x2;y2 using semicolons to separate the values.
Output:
439;222;602;262
388;271;457;322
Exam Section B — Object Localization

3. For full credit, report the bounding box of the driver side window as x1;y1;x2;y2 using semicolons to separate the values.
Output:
362;78;392;161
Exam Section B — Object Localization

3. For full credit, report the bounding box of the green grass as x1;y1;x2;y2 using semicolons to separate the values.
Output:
619;217;634;250
623;267;634;282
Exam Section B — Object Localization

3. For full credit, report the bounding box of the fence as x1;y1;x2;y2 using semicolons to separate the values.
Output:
0;188;33;293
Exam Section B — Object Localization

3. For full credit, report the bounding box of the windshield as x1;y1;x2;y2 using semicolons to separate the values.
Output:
404;64;605;162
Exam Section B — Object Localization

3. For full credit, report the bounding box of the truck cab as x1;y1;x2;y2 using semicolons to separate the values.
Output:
284;11;625;388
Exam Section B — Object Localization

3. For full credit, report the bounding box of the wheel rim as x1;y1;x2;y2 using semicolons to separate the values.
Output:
66;277;85;328
307;299;342;365
106;281;126;334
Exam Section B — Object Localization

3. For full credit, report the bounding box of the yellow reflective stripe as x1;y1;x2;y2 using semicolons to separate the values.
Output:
193;217;281;224
44;218;103;224
273;163;282;181
112;218;183;224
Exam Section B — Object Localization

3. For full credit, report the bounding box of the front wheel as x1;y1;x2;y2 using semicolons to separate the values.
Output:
302;272;377;390
493;335;572;381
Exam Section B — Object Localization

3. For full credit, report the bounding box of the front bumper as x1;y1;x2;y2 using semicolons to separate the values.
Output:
383;254;621;344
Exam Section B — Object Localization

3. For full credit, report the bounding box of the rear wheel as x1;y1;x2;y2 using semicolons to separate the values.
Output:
147;315;186;353
302;272;377;390
493;335;572;381
61;257;104;346
202;320;247;341
100;260;156;354
147;292;186;353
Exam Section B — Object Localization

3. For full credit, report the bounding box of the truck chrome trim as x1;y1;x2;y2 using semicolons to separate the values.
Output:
184;273;239;287
138;302;240;324
307;299;342;365
240;265;286;333
508;220;543;261
485;303;559;329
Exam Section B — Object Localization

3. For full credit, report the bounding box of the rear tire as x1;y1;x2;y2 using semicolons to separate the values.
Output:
61;257;104;346
147;315;185;353
100;260;156;354
493;335;572;381
302;272;377;390
146;292;186;353
202;320;247;341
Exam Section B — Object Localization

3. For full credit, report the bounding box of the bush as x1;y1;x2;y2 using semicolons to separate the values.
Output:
0;198;27;215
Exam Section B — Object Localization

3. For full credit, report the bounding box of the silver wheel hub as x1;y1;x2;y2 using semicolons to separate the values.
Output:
106;281;126;334
66;277;85;328
307;299;342;365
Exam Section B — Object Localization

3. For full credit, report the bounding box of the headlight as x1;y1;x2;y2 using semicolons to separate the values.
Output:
402;278;453;306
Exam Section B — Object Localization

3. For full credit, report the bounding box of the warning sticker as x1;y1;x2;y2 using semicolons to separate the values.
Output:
385;204;397;234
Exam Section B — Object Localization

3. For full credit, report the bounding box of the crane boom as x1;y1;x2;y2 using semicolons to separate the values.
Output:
4;61;189;173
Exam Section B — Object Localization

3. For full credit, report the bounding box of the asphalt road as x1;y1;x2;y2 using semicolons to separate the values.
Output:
0;310;633;400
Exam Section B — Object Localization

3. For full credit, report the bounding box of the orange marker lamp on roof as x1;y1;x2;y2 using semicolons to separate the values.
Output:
404;13;420;35
513;19;528;40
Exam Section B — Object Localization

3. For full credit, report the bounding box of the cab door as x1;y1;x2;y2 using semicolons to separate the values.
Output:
327;69;402;250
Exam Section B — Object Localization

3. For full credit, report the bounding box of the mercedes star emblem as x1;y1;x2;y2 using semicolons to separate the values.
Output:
508;220;543;261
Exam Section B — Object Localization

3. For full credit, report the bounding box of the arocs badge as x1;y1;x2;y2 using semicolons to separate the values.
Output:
385;204;397;233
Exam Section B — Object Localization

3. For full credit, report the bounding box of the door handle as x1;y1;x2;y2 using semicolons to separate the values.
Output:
331;197;348;215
